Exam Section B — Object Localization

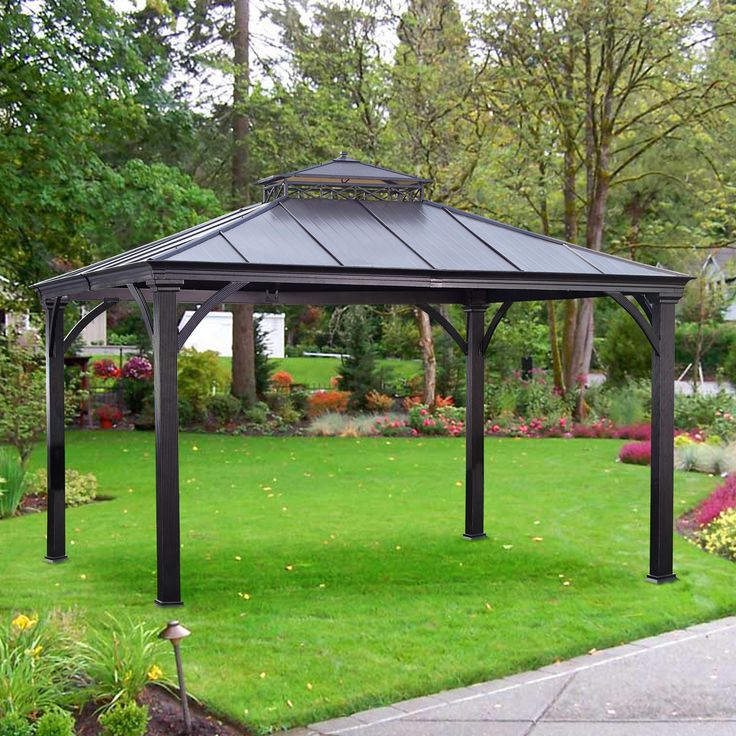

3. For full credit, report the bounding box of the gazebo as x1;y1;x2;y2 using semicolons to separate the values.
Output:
34;154;691;606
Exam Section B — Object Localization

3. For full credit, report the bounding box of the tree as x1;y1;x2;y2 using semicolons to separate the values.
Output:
476;0;736;403
230;0;257;404
337;307;379;411
0;0;221;305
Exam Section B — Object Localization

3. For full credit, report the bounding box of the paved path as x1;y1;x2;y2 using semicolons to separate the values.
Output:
291;615;736;735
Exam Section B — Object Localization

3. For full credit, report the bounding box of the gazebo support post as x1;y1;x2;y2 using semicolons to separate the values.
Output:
152;283;183;606
464;303;487;540
44;298;68;563
647;295;677;584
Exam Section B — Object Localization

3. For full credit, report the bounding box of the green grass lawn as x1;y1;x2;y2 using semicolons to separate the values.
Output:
2;434;734;732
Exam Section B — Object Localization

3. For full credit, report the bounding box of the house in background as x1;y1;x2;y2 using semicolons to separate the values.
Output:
178;310;286;358
702;247;736;320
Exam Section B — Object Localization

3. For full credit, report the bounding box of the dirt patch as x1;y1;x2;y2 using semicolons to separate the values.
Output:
75;686;253;736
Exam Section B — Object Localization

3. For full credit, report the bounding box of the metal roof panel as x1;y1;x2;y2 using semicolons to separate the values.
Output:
452;212;601;274
281;199;430;269
215;204;341;267
363;202;518;271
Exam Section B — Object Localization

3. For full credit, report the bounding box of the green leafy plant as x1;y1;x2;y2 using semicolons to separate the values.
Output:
0;450;27;519
0;614;82;718
35;709;74;736
0;714;33;736
243;401;270;426
337;307;380;411
0;340;46;465
98;702;149;736
206;394;241;425
79;615;167;708
27;470;98;508
178;349;227;416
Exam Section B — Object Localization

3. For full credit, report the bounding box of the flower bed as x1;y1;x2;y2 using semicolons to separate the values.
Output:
618;441;651;465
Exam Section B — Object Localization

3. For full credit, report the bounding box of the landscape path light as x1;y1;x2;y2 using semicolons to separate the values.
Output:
159;620;192;734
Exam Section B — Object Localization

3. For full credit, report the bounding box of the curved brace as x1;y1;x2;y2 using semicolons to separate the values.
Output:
609;292;659;355
46;297;63;358
481;301;513;354
177;281;248;352
127;284;154;342
418;304;467;354
63;300;118;353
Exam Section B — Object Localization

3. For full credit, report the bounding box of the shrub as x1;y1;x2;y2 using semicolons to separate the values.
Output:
619;442;651;465
365;391;393;412
98;702;149;736
0;614;82;718
613;423;651;441
599;309;651;385
271;371;293;389
0;450;27;519
374;415;410;437
35;709;74;736
28;470;98;508
0;714;32;736
79;615;166;708
699;507;736;561
243;402;269;426
206;394;241;425
178;398;199;427
693;476;736;527
485;369;571;423
0;340;46;465
178;349;227;416
675;391;736;438
120;357;153;415
408;405;464;437
91;360;121;380
307;391;350;417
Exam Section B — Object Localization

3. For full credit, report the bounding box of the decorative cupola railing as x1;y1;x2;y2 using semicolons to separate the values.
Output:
257;152;429;203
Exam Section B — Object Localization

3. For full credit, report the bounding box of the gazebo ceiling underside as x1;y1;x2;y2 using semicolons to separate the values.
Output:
35;197;689;304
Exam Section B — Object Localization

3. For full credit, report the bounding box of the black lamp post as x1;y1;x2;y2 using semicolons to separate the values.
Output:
159;620;192;734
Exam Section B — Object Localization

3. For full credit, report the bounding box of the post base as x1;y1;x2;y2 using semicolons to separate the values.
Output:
646;573;678;585
463;533;487;541
155;599;184;607
44;555;68;564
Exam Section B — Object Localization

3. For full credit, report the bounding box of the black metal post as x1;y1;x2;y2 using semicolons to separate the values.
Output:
152;284;183;606
45;299;67;563
647;295;677;584
464;304;487;539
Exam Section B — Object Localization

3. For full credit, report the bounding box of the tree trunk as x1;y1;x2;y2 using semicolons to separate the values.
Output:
230;0;256;403
415;308;436;408
231;303;256;401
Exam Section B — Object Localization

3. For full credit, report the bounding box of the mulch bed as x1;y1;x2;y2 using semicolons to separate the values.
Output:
18;495;112;515
75;686;253;736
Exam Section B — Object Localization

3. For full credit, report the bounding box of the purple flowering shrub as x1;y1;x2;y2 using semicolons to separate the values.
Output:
121;356;153;380
619;441;651;465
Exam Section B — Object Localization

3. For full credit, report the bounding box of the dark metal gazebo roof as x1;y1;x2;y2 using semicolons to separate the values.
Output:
35;154;688;304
